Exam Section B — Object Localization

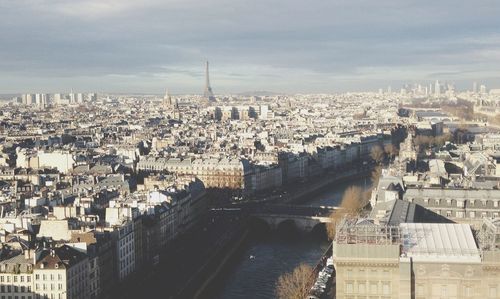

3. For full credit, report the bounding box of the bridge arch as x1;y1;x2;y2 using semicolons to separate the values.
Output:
310;222;327;238
248;216;272;233
276;219;298;234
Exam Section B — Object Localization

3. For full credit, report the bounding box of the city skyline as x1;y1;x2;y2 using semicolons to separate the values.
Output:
1;0;500;94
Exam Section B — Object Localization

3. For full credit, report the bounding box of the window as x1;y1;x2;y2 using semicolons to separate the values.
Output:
490;286;497;298
464;286;472;297
346;281;354;293
382;282;391;295
370;283;378;294
441;285;448;297
470;211;476;218
358;282;366;294
417;284;424;295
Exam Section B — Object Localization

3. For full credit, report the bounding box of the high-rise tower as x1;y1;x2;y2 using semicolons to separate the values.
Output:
204;61;216;101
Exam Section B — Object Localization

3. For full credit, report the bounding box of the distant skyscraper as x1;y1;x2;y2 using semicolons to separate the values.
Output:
54;93;62;105
480;84;487;94
88;93;97;102
203;61;215;101
76;93;84;103
70;89;75;103
473;82;478;94
434;80;441;97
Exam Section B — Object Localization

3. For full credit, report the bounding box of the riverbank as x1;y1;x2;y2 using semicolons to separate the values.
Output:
113;173;372;299
208;176;372;298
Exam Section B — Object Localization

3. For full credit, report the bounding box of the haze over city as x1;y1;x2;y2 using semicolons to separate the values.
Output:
1;0;500;94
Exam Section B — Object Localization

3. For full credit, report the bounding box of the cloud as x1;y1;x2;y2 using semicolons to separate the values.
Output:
0;0;499;93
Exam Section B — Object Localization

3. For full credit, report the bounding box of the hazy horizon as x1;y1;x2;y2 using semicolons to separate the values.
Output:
1;0;499;94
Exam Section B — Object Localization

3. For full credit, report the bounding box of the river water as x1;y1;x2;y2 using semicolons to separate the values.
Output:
212;177;372;299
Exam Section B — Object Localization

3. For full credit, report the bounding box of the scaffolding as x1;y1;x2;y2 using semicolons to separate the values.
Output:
477;218;500;251
335;217;401;245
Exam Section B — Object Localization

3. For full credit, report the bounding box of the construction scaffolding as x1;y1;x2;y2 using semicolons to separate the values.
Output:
478;218;500;251
335;217;401;245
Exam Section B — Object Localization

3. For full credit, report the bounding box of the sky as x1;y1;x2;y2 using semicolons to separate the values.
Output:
0;0;499;94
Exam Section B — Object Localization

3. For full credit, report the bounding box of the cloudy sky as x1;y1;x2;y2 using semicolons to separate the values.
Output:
0;0;499;94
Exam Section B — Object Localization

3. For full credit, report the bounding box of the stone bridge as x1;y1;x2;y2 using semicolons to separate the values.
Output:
248;204;341;233
251;213;332;232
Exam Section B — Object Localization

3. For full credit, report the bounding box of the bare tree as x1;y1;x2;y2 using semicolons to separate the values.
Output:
326;186;367;240
276;263;314;299
384;144;398;161
371;166;382;185
370;145;384;164
340;186;365;215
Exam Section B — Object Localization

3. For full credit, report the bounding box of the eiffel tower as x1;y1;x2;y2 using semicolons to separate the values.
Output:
203;61;216;101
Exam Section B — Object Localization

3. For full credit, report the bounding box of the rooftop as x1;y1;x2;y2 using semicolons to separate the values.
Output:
400;223;480;263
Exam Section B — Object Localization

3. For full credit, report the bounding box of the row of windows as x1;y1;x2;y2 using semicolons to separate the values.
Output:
434;210;499;218
413;198;500;208
35;283;63;291
0;275;31;283
416;284;497;298
34;274;62;281
35;294;64;299
0;285;31;293
345;281;392;295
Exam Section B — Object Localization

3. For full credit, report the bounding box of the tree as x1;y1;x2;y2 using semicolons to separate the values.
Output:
326;186;367;240
370;145;384;164
276;263;314;299
384;144;398;161
371;166;382;185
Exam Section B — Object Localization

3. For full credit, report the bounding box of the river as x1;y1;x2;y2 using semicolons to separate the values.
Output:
212;177;372;299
